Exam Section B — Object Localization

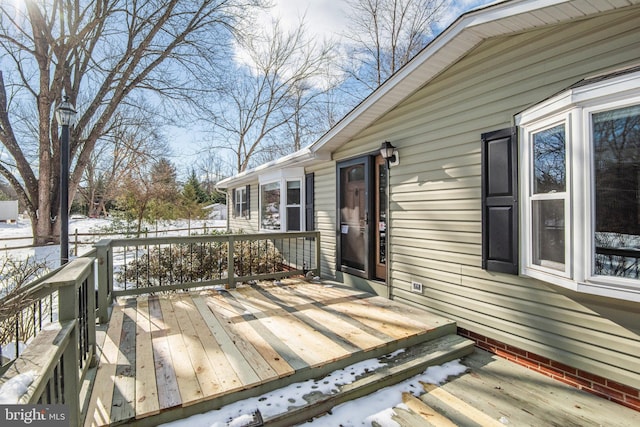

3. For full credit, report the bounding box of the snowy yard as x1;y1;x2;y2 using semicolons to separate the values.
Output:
0;217;226;268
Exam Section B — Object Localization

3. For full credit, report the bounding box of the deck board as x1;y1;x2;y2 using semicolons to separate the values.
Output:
231;286;352;367
84;303;125;427
134;296;160;419
85;279;458;426
201;293;295;378
298;284;428;340
209;292;310;371
259;283;388;351
148;296;182;410
190;295;244;393
171;295;225;400
158;297;204;406
194;293;263;386
111;300;137;422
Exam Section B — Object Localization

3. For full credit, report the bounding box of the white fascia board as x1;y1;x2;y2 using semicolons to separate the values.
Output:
258;168;305;184
572;70;640;105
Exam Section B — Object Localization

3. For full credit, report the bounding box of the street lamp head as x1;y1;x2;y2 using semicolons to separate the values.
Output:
56;96;77;126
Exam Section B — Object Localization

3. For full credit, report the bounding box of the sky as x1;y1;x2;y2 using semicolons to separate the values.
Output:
169;0;495;176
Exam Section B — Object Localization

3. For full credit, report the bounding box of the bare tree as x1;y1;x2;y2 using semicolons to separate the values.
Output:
203;19;335;173
117;157;180;232
195;152;232;193
343;0;448;92
0;0;263;245
79;106;168;218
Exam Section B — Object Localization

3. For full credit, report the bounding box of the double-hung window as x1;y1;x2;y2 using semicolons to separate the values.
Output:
259;168;304;232
233;186;249;218
516;68;640;301
525;121;569;277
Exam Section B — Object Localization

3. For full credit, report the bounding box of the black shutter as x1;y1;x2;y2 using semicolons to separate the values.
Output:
305;173;314;231
245;185;250;219
481;127;518;274
231;188;237;218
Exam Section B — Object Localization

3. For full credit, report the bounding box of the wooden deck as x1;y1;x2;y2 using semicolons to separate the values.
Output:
84;279;459;426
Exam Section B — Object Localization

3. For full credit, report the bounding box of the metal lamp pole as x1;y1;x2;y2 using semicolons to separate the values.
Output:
56;96;77;265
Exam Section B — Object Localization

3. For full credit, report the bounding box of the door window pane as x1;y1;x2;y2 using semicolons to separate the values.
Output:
532;199;565;271
533;124;566;194
593;104;640;278
261;182;280;230
340;164;366;271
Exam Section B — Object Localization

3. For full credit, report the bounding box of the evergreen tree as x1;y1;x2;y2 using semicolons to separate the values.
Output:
185;169;210;204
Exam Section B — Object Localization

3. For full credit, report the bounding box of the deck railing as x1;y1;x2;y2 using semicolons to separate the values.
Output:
0;255;97;427
94;231;320;321
0;267;59;373
0;231;319;426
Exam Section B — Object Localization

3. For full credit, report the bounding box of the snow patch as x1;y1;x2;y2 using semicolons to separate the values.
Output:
0;371;36;404
159;358;467;427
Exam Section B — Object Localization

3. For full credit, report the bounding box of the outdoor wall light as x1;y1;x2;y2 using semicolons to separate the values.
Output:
380;140;399;167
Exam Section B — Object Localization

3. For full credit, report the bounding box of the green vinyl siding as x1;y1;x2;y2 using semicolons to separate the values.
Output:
307;162;337;278
323;7;640;390
228;184;259;233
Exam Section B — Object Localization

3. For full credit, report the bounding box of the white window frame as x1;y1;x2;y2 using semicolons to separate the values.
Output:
516;70;640;302
285;179;302;232
521;116;573;284
234;187;247;218
258;168;304;232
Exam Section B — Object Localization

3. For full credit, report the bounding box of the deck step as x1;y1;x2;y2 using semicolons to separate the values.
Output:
262;333;475;427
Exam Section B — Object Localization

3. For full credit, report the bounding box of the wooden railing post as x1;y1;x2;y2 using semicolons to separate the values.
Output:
315;231;321;277
57;274;81;427
95;240;111;323
227;235;236;289
87;258;98;367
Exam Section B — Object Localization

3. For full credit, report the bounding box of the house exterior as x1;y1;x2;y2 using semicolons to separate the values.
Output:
217;0;640;410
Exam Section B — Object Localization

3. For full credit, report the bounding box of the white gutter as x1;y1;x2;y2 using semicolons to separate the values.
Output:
216;148;331;189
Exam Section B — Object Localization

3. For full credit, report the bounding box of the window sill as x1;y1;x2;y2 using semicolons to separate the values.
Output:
576;281;640;303
522;268;640;302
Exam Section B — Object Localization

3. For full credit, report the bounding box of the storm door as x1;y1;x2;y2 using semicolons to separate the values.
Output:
337;156;387;281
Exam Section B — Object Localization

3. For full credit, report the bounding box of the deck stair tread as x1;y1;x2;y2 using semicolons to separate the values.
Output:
261;334;474;427
84;279;466;427
388;349;640;427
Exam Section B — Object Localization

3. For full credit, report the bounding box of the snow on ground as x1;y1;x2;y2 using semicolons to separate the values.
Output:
0;217;226;267
160;358;468;427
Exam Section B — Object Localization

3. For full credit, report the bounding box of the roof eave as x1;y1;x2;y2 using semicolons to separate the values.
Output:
311;0;639;155
216;148;330;189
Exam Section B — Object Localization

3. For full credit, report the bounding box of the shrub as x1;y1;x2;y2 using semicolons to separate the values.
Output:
116;238;282;290
0;257;51;364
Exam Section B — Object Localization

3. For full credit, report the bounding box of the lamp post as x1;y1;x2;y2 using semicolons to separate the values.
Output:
56;96;77;265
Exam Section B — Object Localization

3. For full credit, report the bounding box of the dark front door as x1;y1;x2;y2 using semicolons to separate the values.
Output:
338;155;387;281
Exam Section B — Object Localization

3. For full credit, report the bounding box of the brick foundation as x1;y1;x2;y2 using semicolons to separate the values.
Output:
457;327;640;412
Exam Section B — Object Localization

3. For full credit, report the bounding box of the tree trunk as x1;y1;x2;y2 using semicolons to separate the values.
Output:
33;207;56;245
